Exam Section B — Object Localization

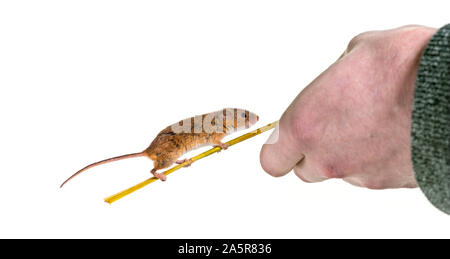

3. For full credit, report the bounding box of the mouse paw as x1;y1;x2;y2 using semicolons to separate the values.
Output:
156;172;167;181
151;169;167;181
213;142;229;150
176;158;193;167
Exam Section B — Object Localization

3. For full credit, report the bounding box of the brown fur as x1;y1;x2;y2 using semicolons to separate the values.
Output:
145;108;257;172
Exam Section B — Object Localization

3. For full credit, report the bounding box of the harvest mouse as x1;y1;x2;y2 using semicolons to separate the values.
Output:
60;108;259;187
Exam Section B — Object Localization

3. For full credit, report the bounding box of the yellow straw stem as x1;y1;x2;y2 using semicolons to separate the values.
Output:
104;121;278;204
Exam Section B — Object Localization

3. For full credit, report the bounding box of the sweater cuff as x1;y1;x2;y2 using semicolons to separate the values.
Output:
412;24;450;214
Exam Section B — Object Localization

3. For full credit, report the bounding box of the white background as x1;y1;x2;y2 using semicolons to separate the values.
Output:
1;0;449;238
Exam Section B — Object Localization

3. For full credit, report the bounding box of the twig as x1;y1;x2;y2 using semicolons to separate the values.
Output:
104;121;278;204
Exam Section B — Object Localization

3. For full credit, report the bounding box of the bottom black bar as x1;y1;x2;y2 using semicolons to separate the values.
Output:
5;239;432;257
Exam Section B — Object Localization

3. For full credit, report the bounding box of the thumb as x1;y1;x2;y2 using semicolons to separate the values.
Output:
260;108;305;177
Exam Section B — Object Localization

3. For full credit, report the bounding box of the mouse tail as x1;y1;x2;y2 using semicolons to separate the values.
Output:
60;152;145;188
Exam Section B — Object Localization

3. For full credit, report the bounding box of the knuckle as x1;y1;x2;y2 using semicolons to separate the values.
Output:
293;166;311;182
320;164;344;179
347;31;372;51
361;179;384;190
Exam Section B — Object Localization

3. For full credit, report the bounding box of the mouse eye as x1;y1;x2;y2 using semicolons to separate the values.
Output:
241;113;247;118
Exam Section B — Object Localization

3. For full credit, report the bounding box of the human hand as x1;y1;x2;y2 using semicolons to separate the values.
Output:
260;25;437;189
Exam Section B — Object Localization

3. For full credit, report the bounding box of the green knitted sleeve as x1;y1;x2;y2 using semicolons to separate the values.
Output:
412;24;450;215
